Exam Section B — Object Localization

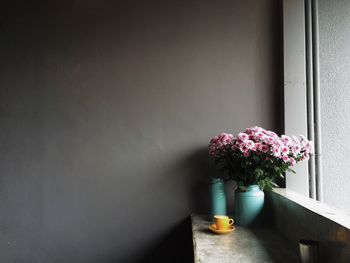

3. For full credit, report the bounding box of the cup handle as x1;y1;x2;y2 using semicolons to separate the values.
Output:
228;219;234;225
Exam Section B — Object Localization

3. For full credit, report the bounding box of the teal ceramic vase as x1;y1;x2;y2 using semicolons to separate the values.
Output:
234;185;264;227
211;178;227;216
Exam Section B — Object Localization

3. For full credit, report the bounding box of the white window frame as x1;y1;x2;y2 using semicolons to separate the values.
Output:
283;0;310;197
283;0;322;200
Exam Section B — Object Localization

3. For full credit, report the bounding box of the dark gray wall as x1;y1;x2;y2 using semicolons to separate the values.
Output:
0;1;282;262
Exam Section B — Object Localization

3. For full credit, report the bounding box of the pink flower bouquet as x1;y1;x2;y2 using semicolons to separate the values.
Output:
209;126;313;191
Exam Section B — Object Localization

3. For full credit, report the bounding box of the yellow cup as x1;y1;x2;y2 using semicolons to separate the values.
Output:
214;215;234;230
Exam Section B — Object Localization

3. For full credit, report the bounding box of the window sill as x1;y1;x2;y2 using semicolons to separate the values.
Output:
273;188;350;230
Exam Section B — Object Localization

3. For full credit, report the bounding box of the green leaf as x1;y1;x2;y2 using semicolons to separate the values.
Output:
271;181;279;188
254;168;264;178
287;168;296;174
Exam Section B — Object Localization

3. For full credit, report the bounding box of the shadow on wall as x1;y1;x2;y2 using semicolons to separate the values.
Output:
138;147;214;263
141;148;214;263
186;146;215;213
115;147;214;263
141;216;194;263
143;147;238;262
106;217;194;263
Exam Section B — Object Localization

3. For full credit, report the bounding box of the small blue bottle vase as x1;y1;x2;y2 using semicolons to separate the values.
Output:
211;178;227;216
234;185;264;227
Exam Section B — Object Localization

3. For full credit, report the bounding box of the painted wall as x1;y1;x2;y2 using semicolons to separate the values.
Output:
0;1;282;262
319;0;350;212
